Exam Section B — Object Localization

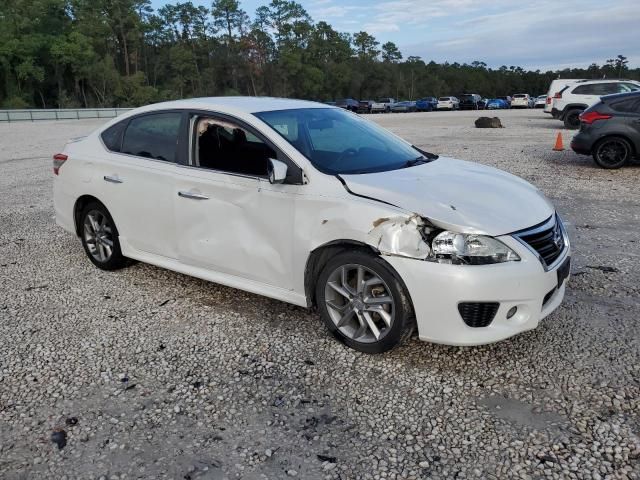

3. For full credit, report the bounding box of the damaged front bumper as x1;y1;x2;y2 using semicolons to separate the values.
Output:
382;234;569;346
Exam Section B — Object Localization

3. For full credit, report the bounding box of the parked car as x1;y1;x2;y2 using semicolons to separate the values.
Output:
485;98;510;110
371;98;396;113
416;97;438;112
459;94;482;110
544;79;583;115
571;91;640;169
52;97;570;353
496;96;512;107
391;100;417;112
437;96;459;110
534;95;546;108
335;98;359;112
551;79;640;129
511;94;531;109
357;100;374;113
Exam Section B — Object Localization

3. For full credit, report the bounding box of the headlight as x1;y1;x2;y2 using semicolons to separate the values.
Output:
430;231;520;265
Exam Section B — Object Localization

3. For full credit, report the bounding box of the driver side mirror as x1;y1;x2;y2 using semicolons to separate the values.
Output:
268;158;288;184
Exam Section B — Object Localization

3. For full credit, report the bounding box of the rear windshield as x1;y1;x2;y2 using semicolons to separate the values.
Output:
377;98;391;103
460;95;474;99
513;94;527;98
439;97;450;101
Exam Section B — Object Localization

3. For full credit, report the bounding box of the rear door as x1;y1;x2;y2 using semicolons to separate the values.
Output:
99;111;185;259
609;96;640;151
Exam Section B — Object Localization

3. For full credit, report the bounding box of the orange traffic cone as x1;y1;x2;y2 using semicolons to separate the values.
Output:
553;132;564;151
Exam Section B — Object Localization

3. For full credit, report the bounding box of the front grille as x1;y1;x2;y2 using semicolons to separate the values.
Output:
514;215;566;268
458;302;499;328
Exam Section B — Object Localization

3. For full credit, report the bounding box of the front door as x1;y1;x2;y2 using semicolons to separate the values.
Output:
173;114;297;289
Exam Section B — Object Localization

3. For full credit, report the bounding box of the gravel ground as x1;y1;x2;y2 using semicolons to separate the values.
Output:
1;109;639;479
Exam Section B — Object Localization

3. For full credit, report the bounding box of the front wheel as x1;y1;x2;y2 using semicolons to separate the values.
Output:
316;251;415;353
80;202;128;270
593;137;632;169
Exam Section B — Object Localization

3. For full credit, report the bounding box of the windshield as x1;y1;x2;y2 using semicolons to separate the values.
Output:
438;97;450;101
513;94;526;98
254;108;432;175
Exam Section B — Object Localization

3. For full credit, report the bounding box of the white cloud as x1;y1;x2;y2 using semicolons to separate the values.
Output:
300;0;640;69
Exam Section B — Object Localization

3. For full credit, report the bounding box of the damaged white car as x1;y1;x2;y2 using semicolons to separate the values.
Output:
53;97;571;353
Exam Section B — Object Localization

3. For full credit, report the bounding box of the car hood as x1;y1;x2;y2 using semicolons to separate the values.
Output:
340;158;554;236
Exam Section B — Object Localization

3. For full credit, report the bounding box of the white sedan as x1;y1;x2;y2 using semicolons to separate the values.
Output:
53;97;570;353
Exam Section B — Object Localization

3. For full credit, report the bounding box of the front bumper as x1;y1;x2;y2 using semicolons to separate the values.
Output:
385;235;570;346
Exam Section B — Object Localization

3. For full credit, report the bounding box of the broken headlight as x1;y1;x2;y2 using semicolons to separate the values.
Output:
430;231;520;265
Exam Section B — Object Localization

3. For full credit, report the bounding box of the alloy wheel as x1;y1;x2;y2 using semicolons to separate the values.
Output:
83;210;115;263
324;264;395;343
596;139;629;168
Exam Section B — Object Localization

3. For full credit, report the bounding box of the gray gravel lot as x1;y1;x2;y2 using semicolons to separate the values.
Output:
1;109;639;479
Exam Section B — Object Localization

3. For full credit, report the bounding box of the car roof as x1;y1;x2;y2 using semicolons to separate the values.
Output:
574;79;640;85
122;96;331;115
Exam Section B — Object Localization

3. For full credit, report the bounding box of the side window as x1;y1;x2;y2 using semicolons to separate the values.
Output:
573;84;595;95
121;113;182;162
619;83;640;93
610;98;640;113
600;83;620;95
194;117;276;177
101;121;126;152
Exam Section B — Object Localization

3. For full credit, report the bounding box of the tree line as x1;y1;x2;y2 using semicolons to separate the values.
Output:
0;0;637;109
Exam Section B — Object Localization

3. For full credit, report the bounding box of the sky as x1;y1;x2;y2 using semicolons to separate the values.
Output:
152;0;640;71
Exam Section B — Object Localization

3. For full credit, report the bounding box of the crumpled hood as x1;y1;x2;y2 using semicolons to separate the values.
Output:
340;158;554;236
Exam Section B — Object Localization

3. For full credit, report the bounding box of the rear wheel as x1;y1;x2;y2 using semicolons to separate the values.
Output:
80;202;128;270
316;250;414;353
593;137;632;169
563;108;583;129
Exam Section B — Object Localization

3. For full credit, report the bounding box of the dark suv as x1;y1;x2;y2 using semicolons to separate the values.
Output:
571;91;640;169
459;94;482;110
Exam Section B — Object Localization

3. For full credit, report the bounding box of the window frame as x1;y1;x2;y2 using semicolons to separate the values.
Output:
185;109;304;185
100;109;189;165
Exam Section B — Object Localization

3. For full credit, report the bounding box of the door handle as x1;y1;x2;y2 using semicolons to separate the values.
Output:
103;175;123;184
178;191;209;200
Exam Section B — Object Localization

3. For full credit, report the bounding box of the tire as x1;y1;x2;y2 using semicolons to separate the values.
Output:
563;109;582;130
79;201;128;270
315;250;415;354
592;137;632;169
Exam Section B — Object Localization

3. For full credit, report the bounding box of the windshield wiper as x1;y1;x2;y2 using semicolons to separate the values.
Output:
405;156;429;168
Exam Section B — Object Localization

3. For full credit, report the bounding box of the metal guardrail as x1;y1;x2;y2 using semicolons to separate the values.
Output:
0;108;133;122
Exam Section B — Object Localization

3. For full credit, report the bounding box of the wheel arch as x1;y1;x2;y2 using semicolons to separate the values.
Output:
561;104;588;119
73;195;111;237
303;239;416;316
594;133;637;156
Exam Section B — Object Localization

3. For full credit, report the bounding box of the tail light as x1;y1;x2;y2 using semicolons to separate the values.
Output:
53;153;68;175
579;111;612;124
